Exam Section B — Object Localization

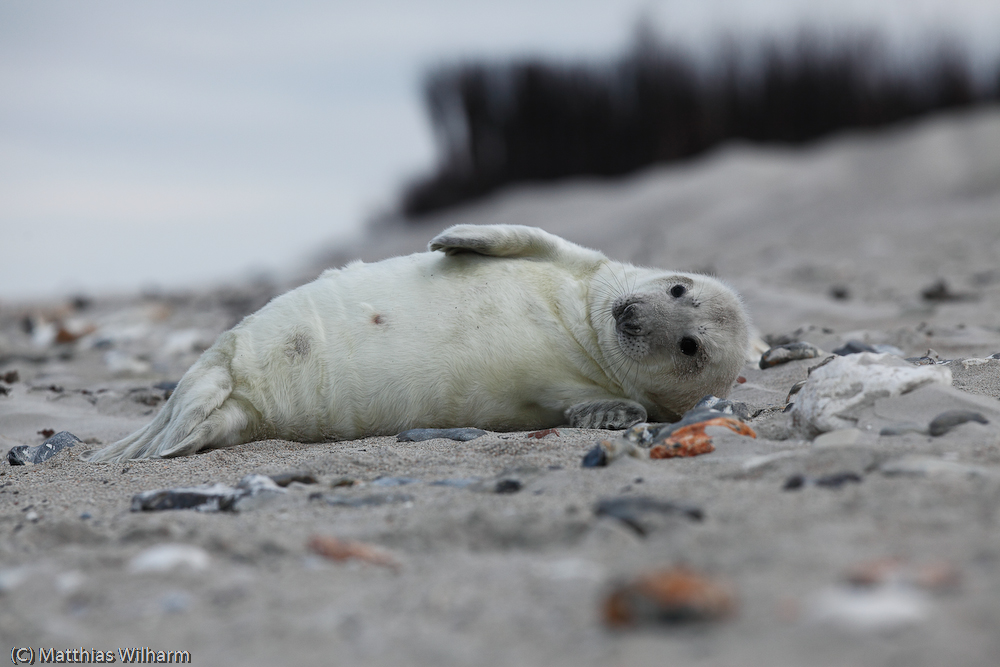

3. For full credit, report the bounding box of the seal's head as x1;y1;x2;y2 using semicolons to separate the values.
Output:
598;269;749;421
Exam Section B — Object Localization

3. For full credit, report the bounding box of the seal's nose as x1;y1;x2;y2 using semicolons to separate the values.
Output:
615;302;643;336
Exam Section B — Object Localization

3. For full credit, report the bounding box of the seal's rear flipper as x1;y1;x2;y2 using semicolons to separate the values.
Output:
88;337;248;462
430;224;604;266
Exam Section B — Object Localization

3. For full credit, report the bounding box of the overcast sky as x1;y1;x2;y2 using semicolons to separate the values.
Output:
2;0;998;300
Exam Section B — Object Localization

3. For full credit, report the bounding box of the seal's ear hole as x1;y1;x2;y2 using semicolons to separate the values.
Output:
679;336;699;356
670;285;686;298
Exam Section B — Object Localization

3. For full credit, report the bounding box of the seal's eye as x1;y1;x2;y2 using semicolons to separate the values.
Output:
679;336;699;356
670;285;686;298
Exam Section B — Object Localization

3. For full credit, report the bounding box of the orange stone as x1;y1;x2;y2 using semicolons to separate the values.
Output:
649;417;756;459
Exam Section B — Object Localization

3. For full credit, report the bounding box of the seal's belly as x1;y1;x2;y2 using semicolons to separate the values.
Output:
228;253;592;439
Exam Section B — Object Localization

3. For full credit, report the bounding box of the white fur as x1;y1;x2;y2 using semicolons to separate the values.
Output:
90;225;749;461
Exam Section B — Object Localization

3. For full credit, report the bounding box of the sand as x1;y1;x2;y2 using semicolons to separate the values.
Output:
2;107;1000;666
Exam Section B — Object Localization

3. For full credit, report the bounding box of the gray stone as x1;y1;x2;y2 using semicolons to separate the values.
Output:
594;496;703;535
7;431;83;465
322;493;415;508
397;428;487;442
928;410;989;436
760;342;821;369
880;455;991;479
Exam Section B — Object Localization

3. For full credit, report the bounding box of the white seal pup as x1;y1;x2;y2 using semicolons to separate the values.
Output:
89;224;750;462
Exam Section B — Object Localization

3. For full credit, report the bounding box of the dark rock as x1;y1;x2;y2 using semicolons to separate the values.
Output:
760;342;821;369
832;340;878;356
921;279;974;302
594;496;703;535
784;471;862;490
829;285;850;300
815;471;863;488
131;484;244;512
70;295;92;311
581;445;608;468
7;431;83;465
2;370;19;384
928;410;989;437
783;474;806;490
397;427;487;442
268;471;318;487
0;386;8;396
131;475;285;512
494;479;523;494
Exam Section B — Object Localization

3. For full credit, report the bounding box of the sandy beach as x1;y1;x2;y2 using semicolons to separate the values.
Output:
2;107;1000;666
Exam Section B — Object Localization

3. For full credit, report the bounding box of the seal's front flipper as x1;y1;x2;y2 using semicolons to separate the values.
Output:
430;224;603;266
430;224;560;257
565;399;647;430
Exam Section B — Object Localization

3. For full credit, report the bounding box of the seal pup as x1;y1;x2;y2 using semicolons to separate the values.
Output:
89;224;750;462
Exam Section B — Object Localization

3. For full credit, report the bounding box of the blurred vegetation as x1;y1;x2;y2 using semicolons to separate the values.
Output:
402;27;999;217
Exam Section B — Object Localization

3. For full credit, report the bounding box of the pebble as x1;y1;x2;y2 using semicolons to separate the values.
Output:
928;410;988;436
494;479;523;494
844;558;960;593
603;566;736;627
593;496;703;536
308;534;400;571
7;430;83;465
832;340;878;356
0;567;29;593
268;471;318;487
880;456;990;479
396;427;487;442
783;472;863;490
131;484;246;512
232;474;288;510
920;278;972;302
759;342;821;369
55;570;85;595
806;585;930;631
131;474;288;513
129;544;210;573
